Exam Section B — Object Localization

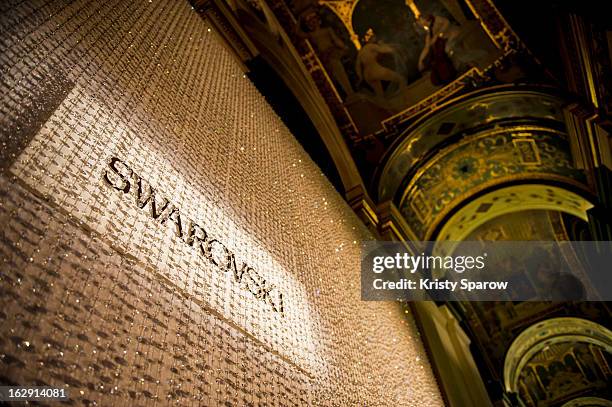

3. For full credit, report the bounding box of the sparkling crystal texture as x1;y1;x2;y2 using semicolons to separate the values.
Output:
0;0;443;405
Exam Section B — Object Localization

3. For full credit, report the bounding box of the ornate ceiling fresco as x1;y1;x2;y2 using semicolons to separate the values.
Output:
257;0;531;142
222;0;554;202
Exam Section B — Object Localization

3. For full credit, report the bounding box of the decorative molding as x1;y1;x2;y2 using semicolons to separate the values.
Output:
380;68;481;134
346;184;378;233
463;0;520;51
376;86;567;202
375;200;419;243
434;184;593;246
563;103;612;174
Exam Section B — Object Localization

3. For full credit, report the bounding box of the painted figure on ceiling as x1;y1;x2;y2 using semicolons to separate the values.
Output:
417;13;487;84
355;28;406;98
296;8;354;97
417;14;459;85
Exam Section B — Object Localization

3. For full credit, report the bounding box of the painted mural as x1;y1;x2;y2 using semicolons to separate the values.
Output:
286;0;500;134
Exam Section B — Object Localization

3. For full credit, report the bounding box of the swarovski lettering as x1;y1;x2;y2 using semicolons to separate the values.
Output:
103;157;284;315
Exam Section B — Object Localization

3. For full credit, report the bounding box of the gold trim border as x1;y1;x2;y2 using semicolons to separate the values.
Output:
398;125;568;205
377;87;564;194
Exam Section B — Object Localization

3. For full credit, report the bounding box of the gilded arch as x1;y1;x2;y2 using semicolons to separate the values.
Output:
434;184;593;243
503;317;612;394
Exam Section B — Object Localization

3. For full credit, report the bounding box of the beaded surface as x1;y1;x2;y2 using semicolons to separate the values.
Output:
0;0;443;405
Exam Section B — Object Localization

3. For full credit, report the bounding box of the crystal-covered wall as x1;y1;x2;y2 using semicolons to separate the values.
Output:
0;0;443;405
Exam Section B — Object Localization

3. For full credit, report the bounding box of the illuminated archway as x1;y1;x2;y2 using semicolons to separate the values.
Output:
435;184;592;243
503;317;612;394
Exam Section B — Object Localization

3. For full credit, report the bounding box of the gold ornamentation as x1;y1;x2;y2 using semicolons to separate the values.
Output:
512;136;542;165
397;126;588;240
409;188;432;224
318;0;361;49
